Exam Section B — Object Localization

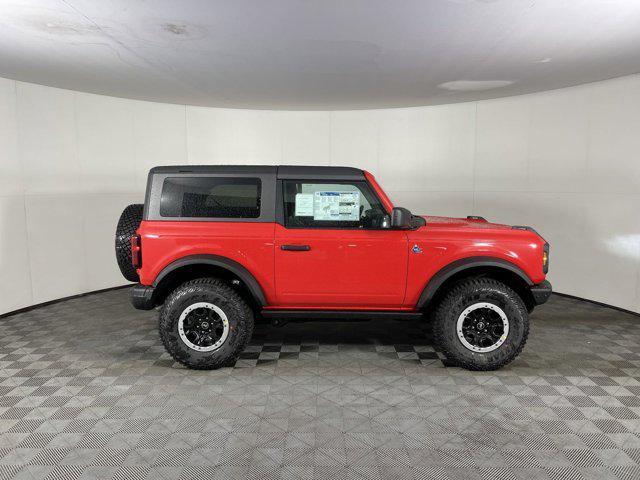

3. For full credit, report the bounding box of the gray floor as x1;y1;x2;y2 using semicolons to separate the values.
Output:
1;289;639;480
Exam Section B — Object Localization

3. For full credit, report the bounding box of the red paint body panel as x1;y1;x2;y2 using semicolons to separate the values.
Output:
404;223;546;307
137;221;277;304
136;172;548;311
273;224;408;308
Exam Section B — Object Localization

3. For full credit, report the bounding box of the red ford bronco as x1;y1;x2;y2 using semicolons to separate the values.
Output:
115;166;551;371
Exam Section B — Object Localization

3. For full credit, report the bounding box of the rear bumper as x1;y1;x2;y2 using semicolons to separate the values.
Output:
130;284;156;310
530;280;552;305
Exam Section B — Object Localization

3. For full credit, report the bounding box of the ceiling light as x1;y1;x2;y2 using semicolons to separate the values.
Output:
438;80;514;91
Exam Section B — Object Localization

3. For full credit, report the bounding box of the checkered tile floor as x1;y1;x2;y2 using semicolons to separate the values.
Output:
0;288;639;480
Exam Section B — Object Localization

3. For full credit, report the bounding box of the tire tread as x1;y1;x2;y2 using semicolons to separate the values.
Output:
115;204;143;282
159;277;254;370
433;277;529;371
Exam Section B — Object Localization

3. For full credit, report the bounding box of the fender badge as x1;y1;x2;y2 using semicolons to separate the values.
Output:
412;244;423;254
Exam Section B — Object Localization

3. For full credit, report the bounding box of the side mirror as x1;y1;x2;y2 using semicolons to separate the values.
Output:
391;207;412;229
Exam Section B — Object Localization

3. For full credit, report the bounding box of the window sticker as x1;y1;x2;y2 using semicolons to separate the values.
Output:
294;193;314;216
313;191;360;221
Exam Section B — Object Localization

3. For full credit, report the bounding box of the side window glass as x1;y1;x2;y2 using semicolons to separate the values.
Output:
160;177;261;218
283;181;387;228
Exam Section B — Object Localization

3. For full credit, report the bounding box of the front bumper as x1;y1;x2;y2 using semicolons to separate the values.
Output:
530;280;552;305
130;284;156;310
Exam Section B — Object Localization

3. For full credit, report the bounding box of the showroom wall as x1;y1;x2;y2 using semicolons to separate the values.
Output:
1;74;639;315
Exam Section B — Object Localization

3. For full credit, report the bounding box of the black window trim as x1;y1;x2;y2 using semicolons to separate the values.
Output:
277;178;390;230
160;176;262;219
146;172;277;222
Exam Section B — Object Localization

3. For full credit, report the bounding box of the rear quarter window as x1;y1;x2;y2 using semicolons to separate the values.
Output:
160;177;261;218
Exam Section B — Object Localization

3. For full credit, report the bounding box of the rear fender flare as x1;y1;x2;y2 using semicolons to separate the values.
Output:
153;254;267;307
416;256;533;309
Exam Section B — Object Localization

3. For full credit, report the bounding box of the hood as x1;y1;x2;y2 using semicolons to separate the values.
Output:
419;215;511;230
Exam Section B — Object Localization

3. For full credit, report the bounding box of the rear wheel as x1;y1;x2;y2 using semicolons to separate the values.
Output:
433;278;529;371
159;278;254;369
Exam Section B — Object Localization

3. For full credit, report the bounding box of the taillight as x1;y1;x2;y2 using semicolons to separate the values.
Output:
542;243;549;274
131;235;142;268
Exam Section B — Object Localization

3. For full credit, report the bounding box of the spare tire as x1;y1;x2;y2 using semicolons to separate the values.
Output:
115;204;144;282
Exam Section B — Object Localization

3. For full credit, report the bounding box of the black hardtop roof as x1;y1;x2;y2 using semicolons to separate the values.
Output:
149;165;365;180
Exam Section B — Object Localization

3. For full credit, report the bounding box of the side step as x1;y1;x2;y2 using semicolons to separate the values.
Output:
260;310;424;321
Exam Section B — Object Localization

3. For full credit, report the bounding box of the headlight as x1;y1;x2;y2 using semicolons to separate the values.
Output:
542;243;550;274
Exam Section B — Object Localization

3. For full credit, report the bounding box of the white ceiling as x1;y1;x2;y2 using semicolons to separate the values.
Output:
2;0;640;110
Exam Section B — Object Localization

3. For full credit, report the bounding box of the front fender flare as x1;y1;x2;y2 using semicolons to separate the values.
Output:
153;254;267;307
416;256;533;309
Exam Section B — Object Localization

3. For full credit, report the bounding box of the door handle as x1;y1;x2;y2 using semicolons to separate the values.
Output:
281;244;311;251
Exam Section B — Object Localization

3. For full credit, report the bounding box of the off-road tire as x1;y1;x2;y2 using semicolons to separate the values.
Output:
159;278;254;369
115;204;144;282
433;278;529;371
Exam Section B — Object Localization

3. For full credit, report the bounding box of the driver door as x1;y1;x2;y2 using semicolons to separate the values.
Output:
274;179;409;308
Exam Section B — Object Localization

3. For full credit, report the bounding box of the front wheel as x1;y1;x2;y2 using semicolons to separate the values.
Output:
159;278;254;369
432;278;529;371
